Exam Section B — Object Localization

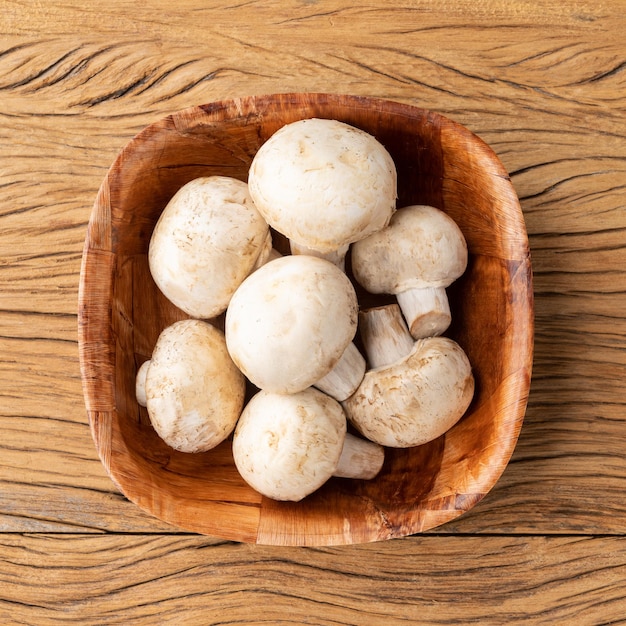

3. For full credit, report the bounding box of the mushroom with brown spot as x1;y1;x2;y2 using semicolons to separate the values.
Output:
248;118;397;270
225;254;366;401
233;387;384;501
351;204;468;339
144;319;245;453
343;304;474;448
149;176;271;319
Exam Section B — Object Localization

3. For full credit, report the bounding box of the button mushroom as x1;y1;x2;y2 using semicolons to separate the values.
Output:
248;118;397;266
225;254;365;401
232;387;384;502
351;204;468;339
149;176;272;319
343;304;474;448
145;319;245;453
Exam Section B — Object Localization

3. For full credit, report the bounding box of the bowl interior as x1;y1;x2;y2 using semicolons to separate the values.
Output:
78;93;533;545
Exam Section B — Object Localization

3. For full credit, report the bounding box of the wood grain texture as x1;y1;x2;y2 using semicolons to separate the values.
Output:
2;534;626;625
1;0;625;617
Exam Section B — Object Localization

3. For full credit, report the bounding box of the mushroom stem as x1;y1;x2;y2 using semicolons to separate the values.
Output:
396;286;451;339
333;432;385;480
135;360;151;407
289;240;349;271
359;304;414;369
314;342;366;401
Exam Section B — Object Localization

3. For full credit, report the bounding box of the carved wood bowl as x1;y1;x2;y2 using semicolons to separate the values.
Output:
78;93;533;545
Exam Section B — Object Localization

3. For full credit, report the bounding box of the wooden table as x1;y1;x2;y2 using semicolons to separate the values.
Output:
1;1;624;623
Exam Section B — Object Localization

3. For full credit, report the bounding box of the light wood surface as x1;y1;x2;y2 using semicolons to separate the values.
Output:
1;0;625;621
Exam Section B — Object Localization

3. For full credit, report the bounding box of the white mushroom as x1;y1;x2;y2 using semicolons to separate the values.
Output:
232;387;384;501
343;304;474;448
149;176;271;319
135;359;151;407
225;254;365;401
248;118;397;266
351;205;468;339
145;319;245;453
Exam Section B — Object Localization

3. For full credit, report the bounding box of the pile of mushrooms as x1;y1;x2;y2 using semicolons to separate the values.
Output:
136;117;474;502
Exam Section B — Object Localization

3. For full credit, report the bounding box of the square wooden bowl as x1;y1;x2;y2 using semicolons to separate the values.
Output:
78;93;533;545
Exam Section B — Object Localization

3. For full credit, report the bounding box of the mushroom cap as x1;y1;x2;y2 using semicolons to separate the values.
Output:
351;205;468;294
248;118;397;253
149;176;271;319
146;319;245;453
343;336;474;447
232;388;347;501
225;254;359;394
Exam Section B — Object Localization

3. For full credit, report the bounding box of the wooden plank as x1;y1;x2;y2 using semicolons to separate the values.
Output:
0;0;625;537
3;290;624;535
1;534;626;624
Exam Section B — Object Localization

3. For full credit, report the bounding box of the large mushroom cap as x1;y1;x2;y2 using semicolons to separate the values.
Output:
225;254;359;394
146;319;245;453
149;176;271;319
351;204;468;294
248;118;397;253
232;388;347;501
343;336;474;448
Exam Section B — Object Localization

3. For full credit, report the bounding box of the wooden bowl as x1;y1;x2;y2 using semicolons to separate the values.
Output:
78;93;533;545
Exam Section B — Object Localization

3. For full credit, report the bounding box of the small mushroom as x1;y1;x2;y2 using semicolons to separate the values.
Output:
149;176;271;319
351;205;468;339
343;304;474;448
145;319;245;453
232;387;384;501
225;254;366;401
248;118;397;265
